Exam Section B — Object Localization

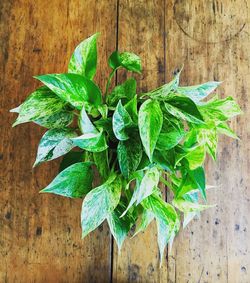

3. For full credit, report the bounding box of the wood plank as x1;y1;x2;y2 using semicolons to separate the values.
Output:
112;1;167;282
165;1;250;282
0;1;117;282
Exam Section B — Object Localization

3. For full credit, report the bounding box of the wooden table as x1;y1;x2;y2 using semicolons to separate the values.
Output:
1;0;249;282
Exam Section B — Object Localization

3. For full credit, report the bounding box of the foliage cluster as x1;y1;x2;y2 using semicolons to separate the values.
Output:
11;33;241;260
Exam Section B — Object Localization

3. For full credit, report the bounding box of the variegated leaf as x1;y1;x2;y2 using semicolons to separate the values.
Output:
34;128;77;167
34;73;102;109
68;33;99;80
81;174;122;237
40;162;93;198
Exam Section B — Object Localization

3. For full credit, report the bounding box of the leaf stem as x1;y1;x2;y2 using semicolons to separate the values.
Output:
160;176;174;191
104;69;116;99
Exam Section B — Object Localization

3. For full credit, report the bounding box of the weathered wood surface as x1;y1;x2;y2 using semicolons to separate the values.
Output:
166;1;250;282
0;1;117;282
1;0;249;282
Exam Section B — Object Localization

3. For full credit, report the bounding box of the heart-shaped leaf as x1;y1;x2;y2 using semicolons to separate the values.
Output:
138;99;163;161
81;174;122;237
112;100;134;141
12;86;72;127
34;73;102;109
71;130;108;152
68;33;99;80
40;162;93;198
34;128;77;167
117;134;142;179
108;51;141;73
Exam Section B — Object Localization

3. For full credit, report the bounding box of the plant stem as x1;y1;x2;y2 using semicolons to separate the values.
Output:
104;69;116;99
160;176;174;191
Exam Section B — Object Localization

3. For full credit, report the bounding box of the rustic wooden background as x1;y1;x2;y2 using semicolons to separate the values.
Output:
1;0;249;282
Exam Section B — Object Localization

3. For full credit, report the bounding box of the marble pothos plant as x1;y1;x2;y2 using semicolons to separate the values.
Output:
11;33;241;262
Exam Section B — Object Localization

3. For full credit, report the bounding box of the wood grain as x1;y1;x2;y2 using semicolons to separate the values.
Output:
0;1;117;282
1;0;249;282
112;1;167;282
165;1;250;282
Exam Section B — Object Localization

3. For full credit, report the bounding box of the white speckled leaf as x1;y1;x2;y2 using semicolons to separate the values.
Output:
34;111;74;129
172;198;214;213
68;33;99;80
117;134;142;179
138;99;163;161
34;128;77;166
164;95;204;124
112;100;134;141
40;162;93;198
142;193;179;265
135;167;160;205
198;96;242;122
34;73;102;109
12;86;71;127
176;81;221;103
107;78;137;106
133;208;154;237
108;51;141;73
78;107;98;134
156;116;185;151
143;68;181;98
175;145;206;170
121;167;160;217
71;130;108;152
81;174;122;238
107;202;135;251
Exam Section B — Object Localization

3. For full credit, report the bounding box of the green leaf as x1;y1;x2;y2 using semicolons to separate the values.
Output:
112;100;134;141
197;124;218;160
137;152;151;171
176;81;221;103
40;162;93;198
144;194;177;226
34;73;102;109
34;111;74;129
59;151;84;172
98;104;108;119
153;150;174;172
108;51;141;73
138;99;163;161
164;95;204;124
198;96;242;122
156;217;172;264
78;107;98;134
173;198;214;213
142;69;181;98
176;145;206;170
133;208;154;237
12;86;71;127
188;166;206;200
34;128;77;167
94;117;116;141
107;201;135;251
107;78;137;106
68;33;99;80
81;174;122;237
156;116;185;150
216;122;239;139
142;193;179;264
174;173;197;198
93;150;109;181
71;130;108;152
117;134;142;179
135;167;160;205
121;167;160;216
124;95;138;123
